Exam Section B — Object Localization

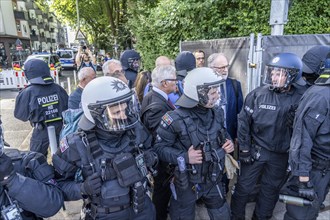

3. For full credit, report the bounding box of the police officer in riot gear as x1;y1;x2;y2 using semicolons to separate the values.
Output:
174;51;196;100
120;50;141;88
301;45;330;86
231;53;307;220
0;119;64;220
14;59;68;156
282;57;330;220
155;67;233;220
52;76;157;220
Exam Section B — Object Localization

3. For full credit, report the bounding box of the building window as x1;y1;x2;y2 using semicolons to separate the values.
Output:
16;22;21;32
12;2;17;10
0;42;8;68
23;24;27;34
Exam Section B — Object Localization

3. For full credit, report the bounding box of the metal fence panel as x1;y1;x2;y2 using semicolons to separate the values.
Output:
181;34;330;97
181;37;250;97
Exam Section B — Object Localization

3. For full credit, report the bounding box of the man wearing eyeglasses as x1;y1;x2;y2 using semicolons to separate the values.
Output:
140;65;177;220
193;50;205;68
208;53;243;142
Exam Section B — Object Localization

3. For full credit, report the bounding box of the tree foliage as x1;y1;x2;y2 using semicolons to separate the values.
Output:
128;0;329;69
49;0;131;56
128;0;271;69
43;0;329;69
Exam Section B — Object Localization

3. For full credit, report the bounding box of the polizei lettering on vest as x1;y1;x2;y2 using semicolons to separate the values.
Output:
37;94;59;105
259;104;276;111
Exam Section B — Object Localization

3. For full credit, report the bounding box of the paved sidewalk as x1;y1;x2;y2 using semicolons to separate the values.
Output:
1;97;329;220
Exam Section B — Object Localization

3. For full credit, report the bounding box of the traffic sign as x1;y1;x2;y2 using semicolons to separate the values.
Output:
75;29;86;40
16;45;23;51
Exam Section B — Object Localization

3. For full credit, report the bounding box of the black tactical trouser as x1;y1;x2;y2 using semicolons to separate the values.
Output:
30;122;62;156
284;168;330;220
169;180;230;220
152;163;172;220
231;148;288;220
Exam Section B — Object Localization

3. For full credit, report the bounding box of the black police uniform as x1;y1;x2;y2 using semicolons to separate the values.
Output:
0;149;64;220
52;121;156;220
120;50;140;89
284;84;330;220
155;106;231;220
140;89;176;220
14;60;68;156
231;85;306;219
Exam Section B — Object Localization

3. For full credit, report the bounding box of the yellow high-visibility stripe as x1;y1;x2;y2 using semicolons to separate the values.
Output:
45;117;62;123
42;101;58;107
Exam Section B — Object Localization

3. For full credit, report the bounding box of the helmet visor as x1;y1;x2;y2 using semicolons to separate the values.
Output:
197;80;226;108
128;58;140;72
88;92;139;131
264;66;289;89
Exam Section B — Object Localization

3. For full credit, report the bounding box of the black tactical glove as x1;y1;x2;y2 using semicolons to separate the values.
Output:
80;173;102;196
239;151;254;164
0;153;15;184
286;104;298;129
144;151;158;167
298;181;316;201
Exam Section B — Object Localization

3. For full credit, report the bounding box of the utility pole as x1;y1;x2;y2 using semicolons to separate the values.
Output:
269;0;289;35
76;0;80;30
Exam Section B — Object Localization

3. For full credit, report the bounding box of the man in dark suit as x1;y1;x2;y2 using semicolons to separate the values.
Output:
140;64;177;220
208;53;243;141
141;65;177;140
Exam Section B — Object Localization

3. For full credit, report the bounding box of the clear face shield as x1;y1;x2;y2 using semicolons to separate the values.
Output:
88;92;140;131
264;66;292;90
197;80;226;108
128;58;140;72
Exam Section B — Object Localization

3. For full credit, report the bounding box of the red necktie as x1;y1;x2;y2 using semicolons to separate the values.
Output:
167;98;176;109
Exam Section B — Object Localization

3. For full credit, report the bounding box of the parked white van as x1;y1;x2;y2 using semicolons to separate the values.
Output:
56;49;76;69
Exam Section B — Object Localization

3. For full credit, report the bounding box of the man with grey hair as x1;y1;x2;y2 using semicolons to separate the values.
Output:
68;67;96;109
102;59;128;84
208;53;243;141
140;64;177;220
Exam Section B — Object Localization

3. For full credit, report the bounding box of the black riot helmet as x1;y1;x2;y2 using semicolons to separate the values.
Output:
302;45;330;85
23;59;53;85
175;51;196;81
315;56;330;85
264;53;303;92
120;50;141;73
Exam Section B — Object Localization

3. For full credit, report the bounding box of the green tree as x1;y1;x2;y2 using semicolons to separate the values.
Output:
43;0;329;69
49;0;132;55
128;0;329;70
128;0;271;69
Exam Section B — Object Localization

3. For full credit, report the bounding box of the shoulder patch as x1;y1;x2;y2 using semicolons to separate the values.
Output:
59;137;69;153
162;113;173;126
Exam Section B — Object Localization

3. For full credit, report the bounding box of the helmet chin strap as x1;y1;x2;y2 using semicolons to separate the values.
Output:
270;84;291;93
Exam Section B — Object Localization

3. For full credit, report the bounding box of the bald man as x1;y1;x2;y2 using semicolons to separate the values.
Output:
143;56;173;96
155;56;172;67
68;67;96;109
